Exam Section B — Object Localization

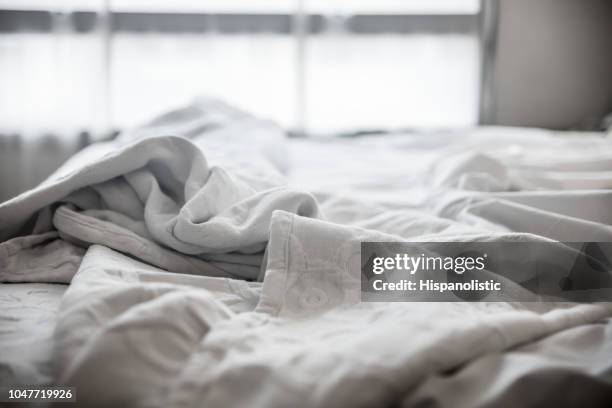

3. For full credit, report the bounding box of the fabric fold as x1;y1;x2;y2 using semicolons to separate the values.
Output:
0;135;318;280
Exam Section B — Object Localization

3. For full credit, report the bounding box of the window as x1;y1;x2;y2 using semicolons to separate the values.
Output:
0;0;482;136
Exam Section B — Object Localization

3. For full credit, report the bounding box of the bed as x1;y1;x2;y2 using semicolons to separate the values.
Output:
1;99;612;407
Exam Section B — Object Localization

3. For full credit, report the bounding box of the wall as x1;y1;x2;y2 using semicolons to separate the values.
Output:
492;0;612;129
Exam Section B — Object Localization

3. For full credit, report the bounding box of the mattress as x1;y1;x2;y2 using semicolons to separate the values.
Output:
1;100;612;407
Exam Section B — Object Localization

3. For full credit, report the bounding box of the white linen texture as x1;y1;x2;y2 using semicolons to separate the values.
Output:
1;100;612;407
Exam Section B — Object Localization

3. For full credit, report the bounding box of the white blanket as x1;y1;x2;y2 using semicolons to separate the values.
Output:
55;242;610;408
0;135;317;282
2;101;612;407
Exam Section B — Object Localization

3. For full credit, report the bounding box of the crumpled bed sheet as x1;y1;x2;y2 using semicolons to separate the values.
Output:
1;100;612;407
0;283;67;385
2;251;612;407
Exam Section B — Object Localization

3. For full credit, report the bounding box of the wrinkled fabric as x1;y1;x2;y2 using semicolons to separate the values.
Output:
55;228;612;408
0;283;67;385
2;102;612;406
405;318;612;408
0;135;317;282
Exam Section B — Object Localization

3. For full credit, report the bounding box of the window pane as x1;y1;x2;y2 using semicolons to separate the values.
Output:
0;0;482;134
0;32;107;135
110;33;297;129
305;33;480;132
306;0;480;15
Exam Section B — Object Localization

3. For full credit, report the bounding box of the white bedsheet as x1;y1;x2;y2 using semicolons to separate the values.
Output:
1;101;612;406
407;317;612;407
0;283;67;385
